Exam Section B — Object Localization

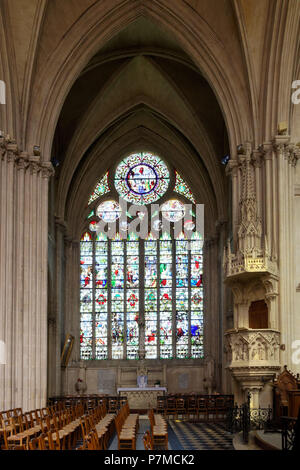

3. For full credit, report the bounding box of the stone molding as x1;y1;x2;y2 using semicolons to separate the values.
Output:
0;136;55;179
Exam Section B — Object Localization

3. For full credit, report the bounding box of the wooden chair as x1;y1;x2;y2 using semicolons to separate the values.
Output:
108;398;118;414
207;397;216;422
5;415;38;449
143;430;153;450
165;397;177;420
151;414;168;450
0;417;21;450
197;397;208;422
28;437;40;450
156;396;166;414
187;396;197;422
114;407;137;450
175;398;186;420
86;429;101;450
215;397;226;420
46;429;61;450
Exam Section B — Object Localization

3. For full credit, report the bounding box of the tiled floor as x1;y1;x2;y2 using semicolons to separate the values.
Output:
168;420;234;450
108;417;234;451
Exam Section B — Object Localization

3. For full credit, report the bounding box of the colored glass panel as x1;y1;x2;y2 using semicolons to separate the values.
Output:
79;207;203;360
174;171;195;203
190;232;204;359
115;152;169;204
88;172;110;205
161;199;185;222
97;200;122;222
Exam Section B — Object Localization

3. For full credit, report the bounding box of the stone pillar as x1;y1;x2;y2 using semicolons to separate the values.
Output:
252;150;263;222
204;235;219;369
13;153;28;406
262;143;273;253
0;137;54;411
0;139;17;410
226;160;238;247
64;239;80;360
62;239;80;395
273;137;292;368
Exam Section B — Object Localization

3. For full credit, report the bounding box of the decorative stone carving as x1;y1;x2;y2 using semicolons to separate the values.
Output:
0;136;55;178
224;144;278;279
224;329;280;406
225;329;280;366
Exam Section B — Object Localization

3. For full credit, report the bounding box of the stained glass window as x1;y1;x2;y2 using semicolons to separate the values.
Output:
161;199;185;222
159;232;173;359
97;200;122;222
190;232;204;358
88;172;110;205
174;171;196;204
115;152;169;204
81;154;203;361
144;232;158;359
80;232;93;360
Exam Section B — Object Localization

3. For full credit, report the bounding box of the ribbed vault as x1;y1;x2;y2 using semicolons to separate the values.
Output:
52;17;230;239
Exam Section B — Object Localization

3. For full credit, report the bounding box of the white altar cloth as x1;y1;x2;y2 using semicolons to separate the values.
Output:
117;387;167;393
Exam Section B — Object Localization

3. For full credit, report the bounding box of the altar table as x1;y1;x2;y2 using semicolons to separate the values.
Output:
117;387;167;410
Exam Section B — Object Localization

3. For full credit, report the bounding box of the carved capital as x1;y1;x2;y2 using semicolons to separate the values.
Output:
28;155;41;174
272;136;290;159
226;159;239;177
287;144;299;167
16;152;29;171
260;142;273;161
40;162;55;179
252;150;263;168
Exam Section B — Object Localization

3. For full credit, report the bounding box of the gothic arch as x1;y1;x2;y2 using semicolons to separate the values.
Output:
24;0;252;161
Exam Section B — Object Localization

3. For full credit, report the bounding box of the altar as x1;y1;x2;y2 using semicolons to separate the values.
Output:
117;387;167;410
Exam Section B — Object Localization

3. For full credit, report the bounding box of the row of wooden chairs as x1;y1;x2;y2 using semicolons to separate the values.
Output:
114;402;139;450
148;409;168;450
0;404;84;450
78;403;116;450
157;396;232;421
48;396;128;414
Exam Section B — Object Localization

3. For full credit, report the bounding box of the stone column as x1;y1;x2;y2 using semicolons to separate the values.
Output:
226;160;239;247
273;137;290;368
262;143;273;253
62;239;80;394
39;162;54;408
0;137;54;411
13;152;29;407
65;240;80;359
252;150;263;222
0;139;18;410
204;235;219;368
